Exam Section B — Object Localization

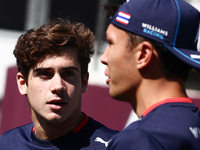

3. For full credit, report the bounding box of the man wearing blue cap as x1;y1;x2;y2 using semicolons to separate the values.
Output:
101;0;200;149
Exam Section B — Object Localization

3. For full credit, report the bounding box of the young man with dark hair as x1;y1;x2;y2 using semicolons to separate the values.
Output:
101;0;200;149
0;18;118;149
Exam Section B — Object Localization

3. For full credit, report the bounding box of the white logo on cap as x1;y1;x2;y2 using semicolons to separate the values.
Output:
142;23;168;36
142;23;168;40
190;54;200;59
196;24;200;52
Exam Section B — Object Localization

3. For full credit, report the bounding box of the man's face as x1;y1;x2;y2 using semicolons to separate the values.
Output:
17;48;88;124
101;24;140;102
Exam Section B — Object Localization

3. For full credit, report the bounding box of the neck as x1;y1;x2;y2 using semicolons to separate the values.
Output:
133;77;187;118
31;110;84;140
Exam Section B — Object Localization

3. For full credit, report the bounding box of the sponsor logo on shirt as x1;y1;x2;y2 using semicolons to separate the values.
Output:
189;127;200;139
95;137;111;147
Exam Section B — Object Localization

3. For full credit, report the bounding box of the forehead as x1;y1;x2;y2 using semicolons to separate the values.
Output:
35;48;79;68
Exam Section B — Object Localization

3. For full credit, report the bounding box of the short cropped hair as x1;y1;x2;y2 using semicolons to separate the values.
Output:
128;34;192;80
14;18;95;82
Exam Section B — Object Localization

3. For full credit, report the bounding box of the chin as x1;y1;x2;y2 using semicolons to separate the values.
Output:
47;118;66;124
110;91;127;102
45;114;65;123
110;88;134;103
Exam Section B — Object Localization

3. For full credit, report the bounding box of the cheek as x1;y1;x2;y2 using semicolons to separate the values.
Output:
27;82;46;100
108;44;130;63
110;53;130;75
110;52;138;86
67;83;81;98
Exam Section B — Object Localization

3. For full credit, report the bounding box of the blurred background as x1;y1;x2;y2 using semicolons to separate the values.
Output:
0;0;200;135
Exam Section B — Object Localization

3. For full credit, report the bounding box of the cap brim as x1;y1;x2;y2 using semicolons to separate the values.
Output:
164;44;200;71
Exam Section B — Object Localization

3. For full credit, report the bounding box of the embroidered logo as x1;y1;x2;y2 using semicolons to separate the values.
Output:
142;23;168;40
116;11;131;25
95;137;111;147
190;54;200;59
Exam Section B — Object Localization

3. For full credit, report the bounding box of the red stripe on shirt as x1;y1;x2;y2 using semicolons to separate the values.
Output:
73;112;89;133
142;97;193;117
32;112;89;133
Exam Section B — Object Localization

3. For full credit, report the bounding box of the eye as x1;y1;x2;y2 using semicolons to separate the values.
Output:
60;67;79;80
107;39;113;46
62;71;75;78
107;40;112;45
37;71;53;79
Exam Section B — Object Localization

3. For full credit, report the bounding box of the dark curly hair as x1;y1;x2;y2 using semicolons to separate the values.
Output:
13;18;95;82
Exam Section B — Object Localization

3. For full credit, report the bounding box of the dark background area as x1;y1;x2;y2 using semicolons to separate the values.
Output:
0;0;125;34
0;0;27;31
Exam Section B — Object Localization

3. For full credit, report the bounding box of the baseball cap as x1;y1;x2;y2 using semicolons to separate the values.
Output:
110;0;200;70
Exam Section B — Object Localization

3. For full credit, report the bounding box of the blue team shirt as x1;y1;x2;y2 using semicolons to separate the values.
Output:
0;114;118;149
106;98;200;150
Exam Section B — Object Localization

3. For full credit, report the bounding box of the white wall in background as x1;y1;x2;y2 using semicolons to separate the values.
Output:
0;29;22;99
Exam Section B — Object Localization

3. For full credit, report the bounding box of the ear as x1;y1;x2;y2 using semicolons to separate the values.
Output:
81;72;89;94
16;72;28;95
136;41;154;69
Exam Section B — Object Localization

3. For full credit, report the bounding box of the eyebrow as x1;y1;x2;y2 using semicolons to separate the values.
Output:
33;67;79;74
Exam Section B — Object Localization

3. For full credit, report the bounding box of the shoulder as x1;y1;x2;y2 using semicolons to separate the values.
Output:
0;123;33;137
84;117;118;143
0;123;33;148
72;117;118;149
107;102;200;150
87;117;119;136
138;101;200;129
107;129;164;150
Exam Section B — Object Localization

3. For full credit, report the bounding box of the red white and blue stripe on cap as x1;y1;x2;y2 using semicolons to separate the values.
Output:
116;11;131;25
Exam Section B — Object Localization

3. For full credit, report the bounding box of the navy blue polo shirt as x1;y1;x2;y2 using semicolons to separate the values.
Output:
0;113;118;149
106;98;200;150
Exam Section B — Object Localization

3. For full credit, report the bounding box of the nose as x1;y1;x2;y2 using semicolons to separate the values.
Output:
50;74;65;93
100;46;108;65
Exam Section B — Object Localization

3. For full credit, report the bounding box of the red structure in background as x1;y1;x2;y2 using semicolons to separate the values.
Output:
0;67;132;135
1;66;200;135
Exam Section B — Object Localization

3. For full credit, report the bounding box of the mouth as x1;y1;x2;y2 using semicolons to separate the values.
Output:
104;68;110;85
106;77;110;85
47;99;67;110
105;71;110;85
